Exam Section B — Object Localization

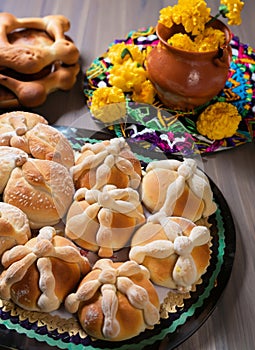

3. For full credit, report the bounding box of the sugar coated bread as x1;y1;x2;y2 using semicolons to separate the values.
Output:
65;185;145;257
25;123;75;168
0;226;91;312
0;111;48;148
0;202;31;258
129;214;211;292
65;259;160;341
0;146;28;193
141;158;217;222
71;137;142;190
3;158;75;229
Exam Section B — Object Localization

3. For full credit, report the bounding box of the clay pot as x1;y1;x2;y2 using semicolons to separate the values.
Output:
146;19;232;110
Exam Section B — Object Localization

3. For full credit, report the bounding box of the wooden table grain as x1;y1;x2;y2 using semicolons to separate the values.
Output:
0;1;254;349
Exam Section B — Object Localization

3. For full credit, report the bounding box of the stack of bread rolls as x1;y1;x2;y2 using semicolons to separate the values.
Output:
0;12;80;108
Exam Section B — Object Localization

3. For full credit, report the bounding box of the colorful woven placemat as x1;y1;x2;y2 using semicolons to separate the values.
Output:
84;27;255;155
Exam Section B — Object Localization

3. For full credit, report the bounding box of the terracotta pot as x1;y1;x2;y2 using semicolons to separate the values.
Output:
146;19;232;110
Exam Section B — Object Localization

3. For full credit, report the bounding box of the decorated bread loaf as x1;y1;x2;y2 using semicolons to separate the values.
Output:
65;259;160;341
3;158;74;228
0;146;28;193
141;158;217;222
65;185;145;257
71;137;142;190
0;13;80;108
0;202;31;258
0;111;75;168
129;214;211;292
0;226;91;312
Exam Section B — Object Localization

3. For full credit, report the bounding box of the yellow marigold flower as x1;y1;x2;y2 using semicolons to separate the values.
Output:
107;42;144;65
196;102;242;140
172;0;211;35
159;6;174;28
109;59;147;92
132;80;156;104
91;86;126;123
220;0;244;25
195;28;226;51
168;33;197;51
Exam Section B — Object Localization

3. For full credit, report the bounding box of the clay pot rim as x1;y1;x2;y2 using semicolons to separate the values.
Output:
156;18;232;57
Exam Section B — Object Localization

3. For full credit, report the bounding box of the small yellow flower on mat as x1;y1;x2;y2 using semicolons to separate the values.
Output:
196;102;242;140
132;80;156;104
109;60;147;92
107;42;144;65
90;86;126;123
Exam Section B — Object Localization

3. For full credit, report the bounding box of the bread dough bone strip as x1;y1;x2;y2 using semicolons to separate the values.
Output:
0;13;79;73
0;62;80;107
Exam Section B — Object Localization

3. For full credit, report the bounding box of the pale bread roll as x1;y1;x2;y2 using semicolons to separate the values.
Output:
0;202;31;258
0;226;91;312
65;185;145;257
71;137;142;190
130;215;211;292
141;158;217;222
25;123;75;168
0;111;48;149
3;158;74;229
0;146;28;193
65;259;160;341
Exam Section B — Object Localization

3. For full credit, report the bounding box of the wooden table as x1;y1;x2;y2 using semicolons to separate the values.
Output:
0;1;254;349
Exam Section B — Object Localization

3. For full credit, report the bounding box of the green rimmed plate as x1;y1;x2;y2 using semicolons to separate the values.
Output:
0;127;236;350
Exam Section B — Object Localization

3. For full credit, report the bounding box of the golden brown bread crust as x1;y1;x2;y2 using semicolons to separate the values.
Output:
141;159;217;222
0;202;31;258
71;138;142;190
130;216;211;291
25;123;75;168
0;13;80;108
65;260;160;341
142;167;204;221
3;158;75;229
65;186;145;257
0;227;91;312
0;13;79;73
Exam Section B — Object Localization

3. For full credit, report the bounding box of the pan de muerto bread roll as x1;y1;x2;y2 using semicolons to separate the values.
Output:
3;158;74;229
0;111;47;149
25;123;75;168
0;202;31;258
65;185;145;257
0;226;91;312
0;146;28;193
71;137;142;190
0;112;74;168
141;158;217;222
0;13;79;74
129;214;211;292
65;259;160;341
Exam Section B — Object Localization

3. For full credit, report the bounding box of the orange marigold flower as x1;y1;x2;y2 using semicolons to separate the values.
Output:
196;102;241;140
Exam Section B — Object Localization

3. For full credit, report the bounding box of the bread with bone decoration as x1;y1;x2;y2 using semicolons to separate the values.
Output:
0;226;91;312
141;158;217;222
3;158;74;229
65;259;160;341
